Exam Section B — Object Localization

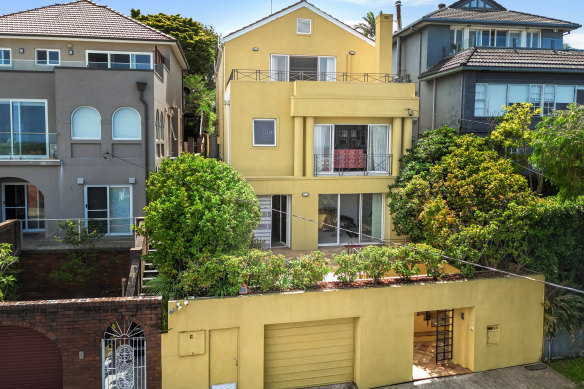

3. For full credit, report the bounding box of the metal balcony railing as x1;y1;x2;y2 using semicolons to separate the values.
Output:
229;69;410;83
0;132;58;159
314;153;392;176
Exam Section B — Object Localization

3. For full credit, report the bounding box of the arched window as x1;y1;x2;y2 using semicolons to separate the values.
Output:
102;321;146;388
71;106;101;139
113;107;141;140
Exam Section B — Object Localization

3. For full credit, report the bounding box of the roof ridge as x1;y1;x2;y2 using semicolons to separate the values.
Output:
503;8;579;27
0;0;81;19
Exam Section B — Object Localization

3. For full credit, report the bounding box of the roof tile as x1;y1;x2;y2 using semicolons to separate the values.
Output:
0;0;174;41
424;7;579;27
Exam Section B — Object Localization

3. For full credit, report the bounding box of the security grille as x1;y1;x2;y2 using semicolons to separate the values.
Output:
102;321;147;389
435;309;454;363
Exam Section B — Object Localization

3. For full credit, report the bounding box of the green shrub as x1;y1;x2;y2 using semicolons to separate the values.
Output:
245;250;290;291
411;243;447;280
289;251;331;290
0;243;19;302
183;256;246;297
334;253;362;284
361;246;394;283
392;246;421;281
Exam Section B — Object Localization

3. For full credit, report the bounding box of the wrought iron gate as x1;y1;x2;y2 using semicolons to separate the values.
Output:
435;309;454;363
102;321;147;389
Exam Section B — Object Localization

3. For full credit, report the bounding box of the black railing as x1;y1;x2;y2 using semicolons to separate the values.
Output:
314;153;392;176
229;69;410;83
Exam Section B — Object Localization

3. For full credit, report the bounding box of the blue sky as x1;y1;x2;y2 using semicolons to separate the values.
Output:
3;0;584;47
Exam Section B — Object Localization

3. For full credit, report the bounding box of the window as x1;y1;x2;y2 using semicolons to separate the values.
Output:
507;84;529;106
87;51;152;69
529;84;542;111
556;86;575;110
0;49;11;66
297;18;312;34
85;185;132;235
460;0;495;8
155;110;165;158
253;119;276;146
526;32;541;48
35;49;60;66
450;29;464;51
474;84;487;117
318;193;384;245
0;100;48;157
543;85;556;115
474;83;506;117
509;31;522;48
112;108;141;140
71;106;101;139
270;54;336;82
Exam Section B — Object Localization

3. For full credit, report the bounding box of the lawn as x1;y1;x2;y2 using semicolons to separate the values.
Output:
550;358;584;388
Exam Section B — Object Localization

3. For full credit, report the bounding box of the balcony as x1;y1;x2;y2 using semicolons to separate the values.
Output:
229;69;410;84
0;59;155;72
314;153;392;176
0;132;58;160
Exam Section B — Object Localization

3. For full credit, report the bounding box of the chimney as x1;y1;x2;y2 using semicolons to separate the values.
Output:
395;1;402;30
375;13;393;74
438;3;446;8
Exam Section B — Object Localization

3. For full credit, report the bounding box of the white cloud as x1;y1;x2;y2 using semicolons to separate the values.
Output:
564;31;584;49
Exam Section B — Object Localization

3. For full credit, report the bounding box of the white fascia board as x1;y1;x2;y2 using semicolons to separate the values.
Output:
223;3;375;46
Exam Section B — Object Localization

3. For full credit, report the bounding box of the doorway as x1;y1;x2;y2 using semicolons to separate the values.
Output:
210;328;238;389
253;195;290;249
413;310;472;380
1;182;45;231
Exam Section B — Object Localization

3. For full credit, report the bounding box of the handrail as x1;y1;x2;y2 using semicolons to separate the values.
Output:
229;69;410;83
314;153;393;176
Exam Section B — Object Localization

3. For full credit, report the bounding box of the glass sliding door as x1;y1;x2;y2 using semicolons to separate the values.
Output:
318;193;384;245
367;125;390;173
85;186;132;235
318;56;336;81
109;187;132;235
270;55;288;81
314;124;334;174
2;183;45;231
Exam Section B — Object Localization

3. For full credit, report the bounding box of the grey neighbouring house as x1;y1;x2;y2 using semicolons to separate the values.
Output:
0;0;187;239
392;0;583;138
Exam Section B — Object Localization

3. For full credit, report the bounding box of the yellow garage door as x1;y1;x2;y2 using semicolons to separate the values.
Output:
264;318;355;389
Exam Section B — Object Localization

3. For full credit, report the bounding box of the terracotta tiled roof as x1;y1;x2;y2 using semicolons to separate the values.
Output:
420;48;584;78
0;0;174;41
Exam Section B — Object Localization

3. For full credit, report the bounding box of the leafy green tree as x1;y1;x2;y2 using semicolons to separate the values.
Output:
184;74;216;133
388;126;458;239
138;154;261;294
354;12;377;38
530;103;584;200
131;9;218;80
0;243;19;301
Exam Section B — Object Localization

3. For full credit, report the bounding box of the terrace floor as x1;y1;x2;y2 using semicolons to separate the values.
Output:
413;341;471;380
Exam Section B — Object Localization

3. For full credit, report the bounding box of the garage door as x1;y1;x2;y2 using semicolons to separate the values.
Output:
264;318;355;389
0;326;63;389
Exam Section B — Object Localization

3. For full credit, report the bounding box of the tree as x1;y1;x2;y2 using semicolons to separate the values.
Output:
0;243;19;302
530;103;584;201
490;103;543;193
184;74;216;134
138;154;261;293
388;126;458;239
354;12;377;38
131;10;218;80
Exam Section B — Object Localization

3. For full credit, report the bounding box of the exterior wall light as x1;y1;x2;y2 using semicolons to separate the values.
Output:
348;51;355;55
302;192;310;197
19;48;24;54
253;47;259;51
407;108;414;117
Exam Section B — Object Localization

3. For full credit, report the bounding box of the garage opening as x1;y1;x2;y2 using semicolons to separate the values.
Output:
413;309;472;380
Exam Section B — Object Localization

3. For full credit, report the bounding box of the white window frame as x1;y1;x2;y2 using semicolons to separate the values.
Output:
84;185;133;236
252;119;277;147
318;193;385;247
450;27;465;50
0;48;11;66
112;107;142;140
71;106;101;140
85;50;153;69
297;18;312;35
526;31;542;49
270;54;337;82
35;49;61;66
0;98;49;158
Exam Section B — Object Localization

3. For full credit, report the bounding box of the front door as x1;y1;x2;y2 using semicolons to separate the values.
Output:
210;328;238;389
2;183;44;231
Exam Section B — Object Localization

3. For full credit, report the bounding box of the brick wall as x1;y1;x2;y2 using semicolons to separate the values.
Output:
18;250;132;300
0;220;21;254
0;297;162;389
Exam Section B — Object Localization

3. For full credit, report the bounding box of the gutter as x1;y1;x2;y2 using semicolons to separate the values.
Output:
420;65;584;81
136;82;150;200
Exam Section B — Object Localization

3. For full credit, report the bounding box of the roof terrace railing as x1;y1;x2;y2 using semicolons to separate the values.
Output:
229;69;410;83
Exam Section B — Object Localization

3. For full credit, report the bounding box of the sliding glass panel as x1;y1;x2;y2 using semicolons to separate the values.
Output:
48;51;59;65
270;55;288;81
556;85;575;110
132;54;151;70
87;186;108;234
109;187;131;234
339;194;360;244
314;124;333;174
543;85;556;115
3;185;26;222
509;31;522;47
289;56;318;81
318;57;335;81
481;30;491;46
486;84;507;117
111;54;131;69
361;194;383;242
0;102;10;155
318;194;338;244
495;31;507;47
508;84;529;106
87;52;108;69
13;102;47;156
368;125;390;172
529;85;542;110
26;185;45;230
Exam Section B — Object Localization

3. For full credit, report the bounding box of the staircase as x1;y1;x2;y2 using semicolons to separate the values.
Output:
140;249;159;295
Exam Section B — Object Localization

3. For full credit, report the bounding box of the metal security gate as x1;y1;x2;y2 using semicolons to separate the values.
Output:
436;309;454;363
253;195;273;249
102;322;146;389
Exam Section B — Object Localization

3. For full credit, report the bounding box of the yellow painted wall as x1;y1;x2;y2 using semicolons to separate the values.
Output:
162;276;545;389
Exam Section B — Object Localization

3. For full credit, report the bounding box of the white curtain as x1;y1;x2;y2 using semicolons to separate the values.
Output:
318;57;336;82
270;55;288;81
367;125;389;172
314;124;333;174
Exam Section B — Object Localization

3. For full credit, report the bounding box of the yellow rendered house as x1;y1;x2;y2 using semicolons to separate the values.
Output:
216;1;419;250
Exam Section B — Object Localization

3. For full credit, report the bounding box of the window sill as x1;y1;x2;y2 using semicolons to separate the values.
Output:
0;159;61;166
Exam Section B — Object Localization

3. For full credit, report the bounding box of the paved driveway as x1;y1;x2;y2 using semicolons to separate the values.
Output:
381;364;578;389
